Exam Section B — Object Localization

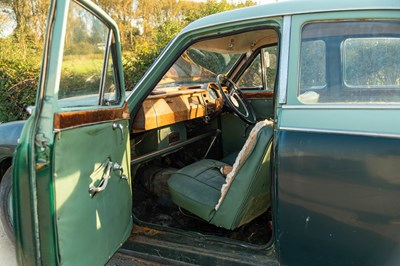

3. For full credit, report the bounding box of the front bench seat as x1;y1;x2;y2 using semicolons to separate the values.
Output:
168;120;274;230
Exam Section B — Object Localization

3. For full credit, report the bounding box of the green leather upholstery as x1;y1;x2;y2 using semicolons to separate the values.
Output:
168;122;273;230
168;159;228;221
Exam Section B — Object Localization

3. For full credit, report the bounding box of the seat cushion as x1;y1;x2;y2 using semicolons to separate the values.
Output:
168;159;228;221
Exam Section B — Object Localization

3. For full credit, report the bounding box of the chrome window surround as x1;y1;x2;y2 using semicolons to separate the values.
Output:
278;16;291;104
280;126;400;139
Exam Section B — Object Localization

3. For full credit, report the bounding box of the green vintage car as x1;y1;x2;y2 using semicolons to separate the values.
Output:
1;0;400;265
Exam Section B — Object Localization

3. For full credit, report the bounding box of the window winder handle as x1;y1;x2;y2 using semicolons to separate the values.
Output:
112;122;124;144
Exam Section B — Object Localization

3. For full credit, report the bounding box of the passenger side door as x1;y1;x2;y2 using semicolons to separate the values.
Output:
12;1;132;265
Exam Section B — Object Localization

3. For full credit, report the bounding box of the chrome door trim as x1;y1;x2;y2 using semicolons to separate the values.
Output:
278;16;291;105
279;126;400;139
282;104;400;110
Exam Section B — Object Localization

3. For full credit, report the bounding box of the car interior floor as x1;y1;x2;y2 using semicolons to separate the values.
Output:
131;180;272;245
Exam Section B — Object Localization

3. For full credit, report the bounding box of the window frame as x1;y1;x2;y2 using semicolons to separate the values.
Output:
237;51;263;90
287;11;400;107
235;43;279;92
56;0;123;110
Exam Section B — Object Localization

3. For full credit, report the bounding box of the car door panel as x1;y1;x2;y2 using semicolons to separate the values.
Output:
53;118;131;266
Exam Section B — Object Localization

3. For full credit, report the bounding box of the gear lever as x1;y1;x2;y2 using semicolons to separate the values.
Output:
203;129;221;159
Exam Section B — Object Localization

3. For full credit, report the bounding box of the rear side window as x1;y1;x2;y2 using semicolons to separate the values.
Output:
343;38;400;88
298;21;400;104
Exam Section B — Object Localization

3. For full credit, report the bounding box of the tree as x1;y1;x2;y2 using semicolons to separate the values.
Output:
0;0;256;121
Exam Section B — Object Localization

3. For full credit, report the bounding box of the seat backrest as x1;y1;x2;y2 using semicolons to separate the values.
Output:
210;120;274;229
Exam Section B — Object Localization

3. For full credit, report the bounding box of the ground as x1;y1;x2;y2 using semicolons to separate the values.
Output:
0;217;16;265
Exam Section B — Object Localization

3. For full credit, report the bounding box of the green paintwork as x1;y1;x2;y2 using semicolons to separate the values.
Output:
12;116;39;265
181;0;398;35
281;108;400;135
276;130;400;265
168;124;273;229
12;0;132;265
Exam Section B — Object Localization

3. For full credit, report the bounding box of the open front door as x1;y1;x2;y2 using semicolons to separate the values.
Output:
13;0;132;265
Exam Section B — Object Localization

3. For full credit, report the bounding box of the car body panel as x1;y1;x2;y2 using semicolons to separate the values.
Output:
12;116;40;265
277;130;400;265
180;0;399;34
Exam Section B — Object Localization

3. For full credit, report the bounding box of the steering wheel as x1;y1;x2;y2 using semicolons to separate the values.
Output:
216;74;256;125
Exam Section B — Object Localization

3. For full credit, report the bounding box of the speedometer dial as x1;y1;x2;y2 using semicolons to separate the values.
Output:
208;87;219;99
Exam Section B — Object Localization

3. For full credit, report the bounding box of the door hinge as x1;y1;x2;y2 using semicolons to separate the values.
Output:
35;133;49;150
35;133;50;170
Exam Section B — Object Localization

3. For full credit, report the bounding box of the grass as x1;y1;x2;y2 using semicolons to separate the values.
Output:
61;54;104;75
59;54;105;99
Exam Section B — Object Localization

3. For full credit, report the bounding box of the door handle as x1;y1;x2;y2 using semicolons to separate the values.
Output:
112;123;124;144
89;161;127;197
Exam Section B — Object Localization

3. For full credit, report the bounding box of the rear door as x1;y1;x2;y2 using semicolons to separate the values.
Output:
276;12;400;266
13;0;132;265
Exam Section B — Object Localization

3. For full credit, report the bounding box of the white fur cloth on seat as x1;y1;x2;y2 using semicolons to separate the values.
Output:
215;119;273;210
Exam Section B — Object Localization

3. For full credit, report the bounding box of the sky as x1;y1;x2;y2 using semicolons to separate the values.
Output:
0;8;16;38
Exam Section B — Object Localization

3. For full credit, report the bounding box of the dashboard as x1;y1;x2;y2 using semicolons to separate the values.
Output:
132;83;224;132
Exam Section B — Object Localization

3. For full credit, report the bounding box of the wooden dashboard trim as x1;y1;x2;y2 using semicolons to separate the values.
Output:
147;89;206;99
54;102;130;130
243;91;274;99
133;88;223;131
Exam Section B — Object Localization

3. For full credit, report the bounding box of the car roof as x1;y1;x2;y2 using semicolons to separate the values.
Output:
182;0;400;33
